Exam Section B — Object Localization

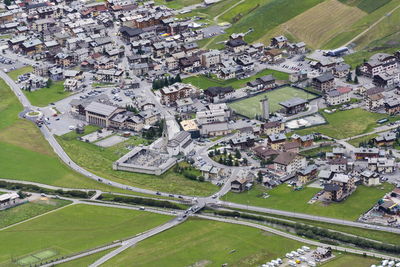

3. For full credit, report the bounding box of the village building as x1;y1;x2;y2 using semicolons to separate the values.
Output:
273;151;306;174
360;53;398;77
279;98;309;115
312;72;335;92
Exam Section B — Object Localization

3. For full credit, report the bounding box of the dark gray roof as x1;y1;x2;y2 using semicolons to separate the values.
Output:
279;97;308;108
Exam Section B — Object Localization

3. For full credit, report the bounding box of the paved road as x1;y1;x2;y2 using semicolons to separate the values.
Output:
197;214;400;261
89;218;182;267
219;201;400;234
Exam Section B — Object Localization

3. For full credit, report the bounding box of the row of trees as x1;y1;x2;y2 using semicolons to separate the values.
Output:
346;72;359;84
152;74;182;90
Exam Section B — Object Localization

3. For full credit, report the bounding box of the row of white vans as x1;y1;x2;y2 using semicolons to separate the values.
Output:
261;246;315;267
373;259;400;267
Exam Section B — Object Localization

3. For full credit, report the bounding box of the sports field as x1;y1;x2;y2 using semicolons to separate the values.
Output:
222;183;394;221
105;218;304;267
228;86;316;118
294;108;399;139
268;0;366;48
0;204;171;266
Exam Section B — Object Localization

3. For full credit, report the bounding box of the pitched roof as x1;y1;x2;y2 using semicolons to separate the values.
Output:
274;151;298;166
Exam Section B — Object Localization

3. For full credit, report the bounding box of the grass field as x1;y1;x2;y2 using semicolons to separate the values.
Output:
222;183;394;221
7;66;34;81
228;86;316;118
300;145;334;158
338;0;392;13
191;0;324;49
324;0;400;49
322;253;378;267
57;248;115;267
183;69;288;90
295;108;396;139
0;199;71;229
347;133;378;147
267;0;366;49
24;81;71;107
0;204;171;266
56;128;217;196
105;218;304;267
0;78;139;193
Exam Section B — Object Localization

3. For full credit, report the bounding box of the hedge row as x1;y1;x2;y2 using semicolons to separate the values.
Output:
99;194;186;210
0;181;95;199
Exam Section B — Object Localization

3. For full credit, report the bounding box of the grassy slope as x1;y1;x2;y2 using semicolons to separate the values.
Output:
0;199;71;229
324;0;400;49
294;108;395;139
222;183;394;221
56;129;217;196
106;218;304;267
196;0;324;49
228;86;315;118
0;78;135;193
338;0;392;13
182;69;288;90
25;81;71;107
266;0;366;49
0;204;171;265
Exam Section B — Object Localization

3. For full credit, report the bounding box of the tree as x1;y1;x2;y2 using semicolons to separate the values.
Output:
355;65;361;76
346;72;352;82
223;148;227;155
243;158;248;165
4;0;11;6
354;75;359;84
257;171;263;183
175;74;182;82
169;76;175;85
235;149;241;159
46;79;53;88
